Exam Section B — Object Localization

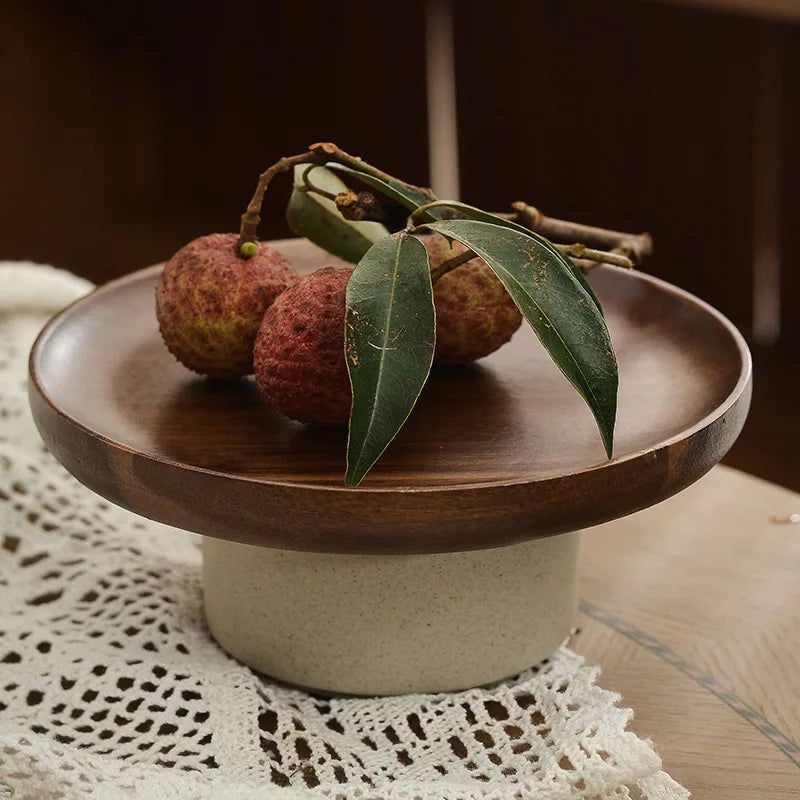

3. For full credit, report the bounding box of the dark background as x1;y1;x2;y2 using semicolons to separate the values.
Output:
2;0;797;489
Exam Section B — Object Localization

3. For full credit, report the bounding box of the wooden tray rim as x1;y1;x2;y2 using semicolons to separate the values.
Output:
29;262;752;496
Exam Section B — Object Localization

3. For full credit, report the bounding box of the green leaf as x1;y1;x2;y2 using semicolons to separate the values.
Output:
424;219;618;457
562;251;603;316
413;200;533;235
326;163;439;221
345;234;435;486
286;164;389;263
414;199;603;315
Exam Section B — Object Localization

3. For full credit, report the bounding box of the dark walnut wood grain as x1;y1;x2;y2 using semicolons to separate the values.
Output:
28;239;751;554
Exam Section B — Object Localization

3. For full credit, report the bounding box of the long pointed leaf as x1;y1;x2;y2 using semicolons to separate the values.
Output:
345;234;435;486
416;199;603;315
424;219;618;457
416;200;534;235
286;165;389;263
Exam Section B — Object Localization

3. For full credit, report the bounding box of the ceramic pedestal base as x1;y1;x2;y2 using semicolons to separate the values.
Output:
202;532;580;696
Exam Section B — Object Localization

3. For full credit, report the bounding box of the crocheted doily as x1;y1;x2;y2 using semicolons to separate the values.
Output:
0;263;689;799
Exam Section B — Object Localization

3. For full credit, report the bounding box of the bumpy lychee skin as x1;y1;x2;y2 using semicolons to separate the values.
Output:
156;233;297;379
254;267;352;425
423;234;522;364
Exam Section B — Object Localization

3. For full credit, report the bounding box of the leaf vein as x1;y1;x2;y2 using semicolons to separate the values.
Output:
350;238;406;473
471;242;604;412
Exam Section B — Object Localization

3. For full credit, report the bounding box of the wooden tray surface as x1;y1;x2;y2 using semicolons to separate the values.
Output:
29;239;751;553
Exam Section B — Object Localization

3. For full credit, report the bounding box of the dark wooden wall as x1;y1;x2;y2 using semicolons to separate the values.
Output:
458;0;760;331
1;0;798;487
0;0;429;283
1;0;795;329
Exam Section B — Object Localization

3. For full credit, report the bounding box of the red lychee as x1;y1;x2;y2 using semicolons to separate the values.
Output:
253;235;523;426
156;233;297;379
254;267;352;425
423;234;522;364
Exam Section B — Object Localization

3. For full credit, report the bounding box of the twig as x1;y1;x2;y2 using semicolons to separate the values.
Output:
335;190;387;223
430;248;477;282
308;142;435;201
238;151;317;250
510;202;653;265
237;142;435;254
555;243;633;270
430;242;633;283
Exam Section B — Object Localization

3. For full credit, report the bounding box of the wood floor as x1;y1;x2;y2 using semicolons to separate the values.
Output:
723;343;800;492
577;466;800;798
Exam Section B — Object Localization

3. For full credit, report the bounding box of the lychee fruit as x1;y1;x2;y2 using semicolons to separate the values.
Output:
253;236;523;426
254;267;352;425
423;233;522;364
156;233;297;379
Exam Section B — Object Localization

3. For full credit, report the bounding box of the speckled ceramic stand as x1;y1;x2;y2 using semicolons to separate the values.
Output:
203;532;579;695
29;239;751;699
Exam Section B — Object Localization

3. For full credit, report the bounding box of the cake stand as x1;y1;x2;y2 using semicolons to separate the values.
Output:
28;239;752;695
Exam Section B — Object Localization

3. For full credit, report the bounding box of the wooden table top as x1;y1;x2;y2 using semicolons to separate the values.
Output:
575;464;800;798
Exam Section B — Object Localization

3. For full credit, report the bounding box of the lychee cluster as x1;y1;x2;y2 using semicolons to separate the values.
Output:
251;235;521;425
156;232;522;425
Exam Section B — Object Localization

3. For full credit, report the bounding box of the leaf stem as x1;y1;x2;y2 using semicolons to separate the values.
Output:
408;199;460;223
430;248;477;282
301;165;338;201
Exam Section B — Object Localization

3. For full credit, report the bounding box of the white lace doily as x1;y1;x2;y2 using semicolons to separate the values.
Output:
0;262;689;799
